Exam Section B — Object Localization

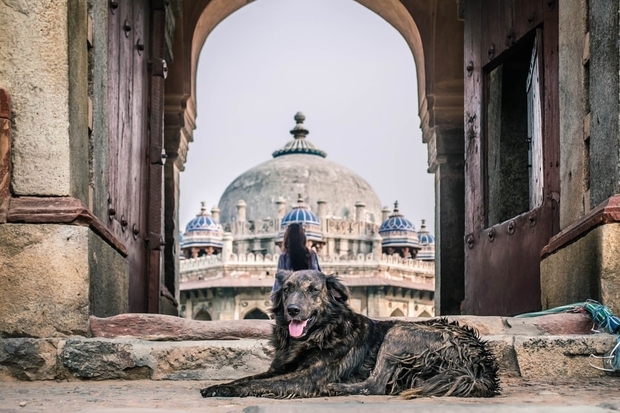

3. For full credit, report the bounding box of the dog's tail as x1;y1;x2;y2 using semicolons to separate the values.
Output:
399;365;501;399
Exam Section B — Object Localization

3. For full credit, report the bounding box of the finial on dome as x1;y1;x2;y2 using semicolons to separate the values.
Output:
297;194;304;204
290;112;309;139
393;201;399;213
421;219;426;229
199;201;207;215
294;112;305;123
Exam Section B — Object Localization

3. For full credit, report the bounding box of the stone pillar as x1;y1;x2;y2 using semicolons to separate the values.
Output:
0;1;131;337
381;206;391;223
222;232;233;263
275;197;286;231
372;233;382;261
589;1;620;207
339;239;349;256
434;143;465;316
317;199;327;231
355;201;366;222
211;205;220;222
236;200;247;222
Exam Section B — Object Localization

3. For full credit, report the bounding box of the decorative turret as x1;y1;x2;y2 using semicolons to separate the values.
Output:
181;202;224;259
378;201;421;259
416;219;435;261
277;194;324;248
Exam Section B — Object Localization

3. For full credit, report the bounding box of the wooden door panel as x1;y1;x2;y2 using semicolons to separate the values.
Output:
108;0;153;312
464;204;552;315
464;0;559;316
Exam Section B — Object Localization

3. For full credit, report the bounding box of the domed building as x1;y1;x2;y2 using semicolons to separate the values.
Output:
179;113;435;321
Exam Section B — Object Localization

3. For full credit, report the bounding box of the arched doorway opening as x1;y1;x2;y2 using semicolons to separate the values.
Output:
165;0;465;315
194;309;212;321
390;308;406;317
243;308;270;320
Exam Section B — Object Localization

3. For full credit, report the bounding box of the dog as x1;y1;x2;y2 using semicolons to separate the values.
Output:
200;270;500;399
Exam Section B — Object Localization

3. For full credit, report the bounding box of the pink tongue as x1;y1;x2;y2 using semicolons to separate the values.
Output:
289;320;308;338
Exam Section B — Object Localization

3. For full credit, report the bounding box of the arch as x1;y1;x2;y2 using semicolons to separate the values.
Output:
390;308;405;317
418;310;432;318
165;0;466;314
194;308;212;320
187;0;425;128
243;308;270;320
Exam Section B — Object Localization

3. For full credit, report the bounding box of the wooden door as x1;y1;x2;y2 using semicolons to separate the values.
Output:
463;0;559;316
108;0;165;313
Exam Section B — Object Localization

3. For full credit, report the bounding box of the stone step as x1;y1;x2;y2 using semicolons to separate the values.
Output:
1;333;617;382
88;312;595;340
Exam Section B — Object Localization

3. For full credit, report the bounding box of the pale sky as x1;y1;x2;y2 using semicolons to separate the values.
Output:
179;0;435;234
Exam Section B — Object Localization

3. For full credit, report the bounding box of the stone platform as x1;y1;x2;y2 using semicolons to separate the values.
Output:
1;313;618;382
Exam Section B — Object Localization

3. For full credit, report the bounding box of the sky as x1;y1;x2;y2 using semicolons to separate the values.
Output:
179;0;435;234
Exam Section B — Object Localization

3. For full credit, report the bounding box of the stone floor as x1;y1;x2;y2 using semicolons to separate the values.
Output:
2;313;619;412
1;377;620;412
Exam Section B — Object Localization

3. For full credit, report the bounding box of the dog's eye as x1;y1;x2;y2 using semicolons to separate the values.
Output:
308;286;319;295
282;286;289;294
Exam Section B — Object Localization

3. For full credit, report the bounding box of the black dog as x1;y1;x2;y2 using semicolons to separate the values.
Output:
201;270;500;399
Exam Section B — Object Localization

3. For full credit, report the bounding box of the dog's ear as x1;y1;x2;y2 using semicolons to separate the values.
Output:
271;270;293;310
326;275;349;304
275;270;292;287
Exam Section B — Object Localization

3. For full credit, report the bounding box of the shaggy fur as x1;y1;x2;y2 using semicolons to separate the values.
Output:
200;270;500;399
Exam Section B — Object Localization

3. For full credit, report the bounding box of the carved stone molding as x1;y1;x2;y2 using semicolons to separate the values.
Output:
541;195;620;259
7;196;128;257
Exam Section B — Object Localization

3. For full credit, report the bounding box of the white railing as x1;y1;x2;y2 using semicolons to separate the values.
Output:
180;252;434;274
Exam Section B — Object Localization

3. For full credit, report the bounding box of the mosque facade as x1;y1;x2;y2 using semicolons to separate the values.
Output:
179;113;435;321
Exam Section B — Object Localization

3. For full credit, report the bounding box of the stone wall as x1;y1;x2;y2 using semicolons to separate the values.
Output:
0;224;127;338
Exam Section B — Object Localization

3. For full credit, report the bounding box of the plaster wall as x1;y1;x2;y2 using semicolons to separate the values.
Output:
541;223;620;314
0;224;127;338
558;0;589;229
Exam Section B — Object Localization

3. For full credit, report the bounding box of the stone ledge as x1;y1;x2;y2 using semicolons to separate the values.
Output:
1;333;615;382
89;313;594;341
90;314;273;341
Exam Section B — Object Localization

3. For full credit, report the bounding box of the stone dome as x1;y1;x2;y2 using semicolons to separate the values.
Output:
218;113;382;224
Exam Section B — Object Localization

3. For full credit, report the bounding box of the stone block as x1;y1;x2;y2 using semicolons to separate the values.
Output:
541;223;620;313
0;224;127;338
485;335;520;377
514;334;617;379
0;338;62;381
57;338;272;381
61;339;149;380
0;0;72;196
147;340;273;380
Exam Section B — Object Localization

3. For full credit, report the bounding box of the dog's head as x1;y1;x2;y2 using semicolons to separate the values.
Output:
271;269;349;340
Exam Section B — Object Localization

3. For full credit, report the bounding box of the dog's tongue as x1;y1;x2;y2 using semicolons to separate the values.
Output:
289;320;308;338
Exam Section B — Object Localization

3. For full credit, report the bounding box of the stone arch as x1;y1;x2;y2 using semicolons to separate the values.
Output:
418;310;432;318
194;307;213;321
390;308;405;317
165;0;466;315
243;308;270;320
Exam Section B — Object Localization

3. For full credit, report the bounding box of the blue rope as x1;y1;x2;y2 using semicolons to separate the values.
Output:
515;300;620;372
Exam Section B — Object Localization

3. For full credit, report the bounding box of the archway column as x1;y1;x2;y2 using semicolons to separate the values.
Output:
428;126;465;315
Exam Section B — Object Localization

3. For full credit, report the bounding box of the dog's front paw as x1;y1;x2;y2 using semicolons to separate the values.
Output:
200;384;235;398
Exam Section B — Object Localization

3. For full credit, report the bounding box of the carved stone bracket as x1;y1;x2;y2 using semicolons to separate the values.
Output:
7;196;128;257
541;195;620;259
